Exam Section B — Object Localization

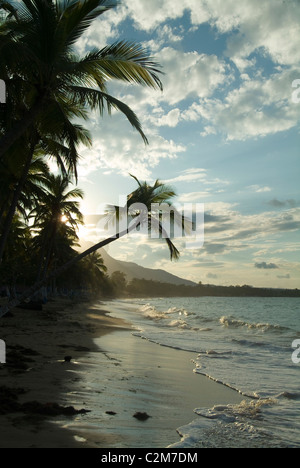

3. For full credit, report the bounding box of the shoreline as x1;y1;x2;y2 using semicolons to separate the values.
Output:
0;299;244;448
0;299;131;448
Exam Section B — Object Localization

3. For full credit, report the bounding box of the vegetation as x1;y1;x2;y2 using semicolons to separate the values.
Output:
124;278;300;298
0;0;185;317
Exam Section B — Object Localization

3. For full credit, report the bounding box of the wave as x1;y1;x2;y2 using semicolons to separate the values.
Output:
140;304;189;320
193;366;257;398
139;304;200;331
219;316;291;333
197;349;233;359
131;332;201;354
195;399;276;421
169;399;293;449
277;391;300;401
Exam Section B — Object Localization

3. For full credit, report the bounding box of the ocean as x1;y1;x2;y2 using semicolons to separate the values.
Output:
110;297;300;448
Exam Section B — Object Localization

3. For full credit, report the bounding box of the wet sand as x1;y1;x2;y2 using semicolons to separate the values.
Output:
0;300;243;448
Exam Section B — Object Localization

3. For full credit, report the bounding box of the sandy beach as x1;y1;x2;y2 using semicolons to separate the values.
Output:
0;300;244;448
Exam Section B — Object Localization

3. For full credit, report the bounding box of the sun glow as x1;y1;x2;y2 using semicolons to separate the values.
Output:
61;215;68;223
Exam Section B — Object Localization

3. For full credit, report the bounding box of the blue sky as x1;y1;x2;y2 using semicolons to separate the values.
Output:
75;0;300;288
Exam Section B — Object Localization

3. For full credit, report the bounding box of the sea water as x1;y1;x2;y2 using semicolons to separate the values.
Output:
109;297;300;448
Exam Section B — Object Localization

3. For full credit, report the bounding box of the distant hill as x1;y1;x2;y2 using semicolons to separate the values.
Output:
78;240;196;287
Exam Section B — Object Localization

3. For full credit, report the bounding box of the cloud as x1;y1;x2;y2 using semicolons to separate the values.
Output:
267;199;298;209
165;168;208;184
156;48;230;106
204;243;227;255
255;262;279;270
122;0;300;67
184;67;300;141
165;168;229;187
155;108;181;127
179;191;211;202
77;110;186;180
277;274;291;280
74;0;300;143
206;273;218;280
248;185;272;193
202;204;300;260
122;0;300;68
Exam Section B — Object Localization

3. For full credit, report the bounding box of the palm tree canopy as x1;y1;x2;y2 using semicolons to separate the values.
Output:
0;0;163;154
31;173;84;229
106;175;183;261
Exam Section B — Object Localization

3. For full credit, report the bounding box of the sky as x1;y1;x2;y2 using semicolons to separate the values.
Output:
74;0;300;288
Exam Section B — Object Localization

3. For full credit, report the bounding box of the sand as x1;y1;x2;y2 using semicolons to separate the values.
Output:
0;299;244;448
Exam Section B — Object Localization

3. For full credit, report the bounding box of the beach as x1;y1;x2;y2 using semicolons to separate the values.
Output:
0;299;243;448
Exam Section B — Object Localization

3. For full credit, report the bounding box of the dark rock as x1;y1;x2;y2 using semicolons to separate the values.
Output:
133;412;151;421
0;387;90;417
17;301;43;311
74;346;91;352
0;386;27;415
21;401;90;417
106;411;117;416
64;356;72;362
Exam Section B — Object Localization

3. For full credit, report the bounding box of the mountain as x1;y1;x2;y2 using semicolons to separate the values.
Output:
78;241;196;287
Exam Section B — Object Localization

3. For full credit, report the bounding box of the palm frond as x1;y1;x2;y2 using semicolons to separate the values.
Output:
82;41;163;90
55;0;118;49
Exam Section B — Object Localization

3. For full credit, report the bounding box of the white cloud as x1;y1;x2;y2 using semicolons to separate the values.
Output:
157;24;183;43
157;47;230;106
74;0;300;142
248;185;272;193
184;67;300;140
122;0;187;31
165;168;208;184
121;0;300;68
155;108;181;127
178;191;212;203
77;115;186;180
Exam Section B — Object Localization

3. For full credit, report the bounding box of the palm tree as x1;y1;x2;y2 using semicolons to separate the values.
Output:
0;214;32;299
0;176;184;317
0;148;53;262
30;173;84;281
0;119;89;265
0;0;162;264
0;0;163;160
83;251;107;275
81;251;107;290
0;153;49;225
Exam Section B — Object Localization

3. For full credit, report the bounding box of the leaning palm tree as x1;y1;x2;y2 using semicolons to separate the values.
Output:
0;176;185;317
0;0;163;160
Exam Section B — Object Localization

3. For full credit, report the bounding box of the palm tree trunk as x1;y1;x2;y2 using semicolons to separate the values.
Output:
0;93;46;161
0;143;36;264
0;219;139;318
0;191;11;226
40;223;57;281
36;233;48;283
